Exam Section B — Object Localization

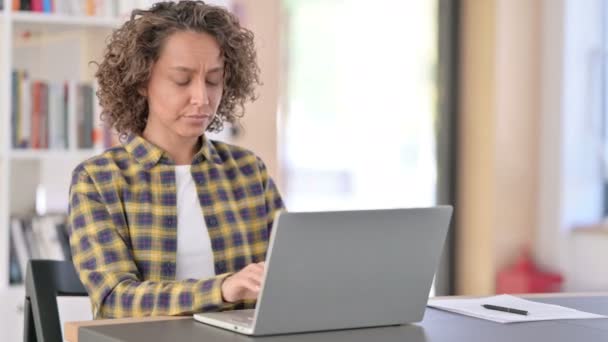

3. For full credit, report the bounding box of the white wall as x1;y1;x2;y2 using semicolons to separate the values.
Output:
457;0;542;295
230;0;282;183
537;0;608;291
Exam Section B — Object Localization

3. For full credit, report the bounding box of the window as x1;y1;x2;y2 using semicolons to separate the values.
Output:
282;0;439;212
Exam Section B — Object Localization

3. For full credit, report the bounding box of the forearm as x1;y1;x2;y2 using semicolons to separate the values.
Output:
93;272;235;319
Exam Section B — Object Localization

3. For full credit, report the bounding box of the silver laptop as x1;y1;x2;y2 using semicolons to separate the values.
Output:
194;206;453;336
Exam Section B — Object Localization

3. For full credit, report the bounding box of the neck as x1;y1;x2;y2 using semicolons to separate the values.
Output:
142;126;201;165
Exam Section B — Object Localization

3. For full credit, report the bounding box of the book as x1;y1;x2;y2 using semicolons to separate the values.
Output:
19;72;31;148
33;215;68;260
31;81;42;148
9;214;71;280
11;70;20;148
31;0;42;12
77;83;94;148
39;82;49;148
48;82;67;149
22;0;32;11
13;0;121;16
55;222;72;260
10;70;111;150
9;233;23;284
10;218;29;279
42;0;52;12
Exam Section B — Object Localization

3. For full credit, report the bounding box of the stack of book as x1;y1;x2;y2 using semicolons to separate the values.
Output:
11;69;117;150
9;214;70;284
10;0;165;17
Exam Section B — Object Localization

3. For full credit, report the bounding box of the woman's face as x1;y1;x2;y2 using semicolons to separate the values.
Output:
142;30;224;142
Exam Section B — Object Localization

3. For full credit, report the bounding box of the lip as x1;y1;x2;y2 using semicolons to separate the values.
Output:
182;114;211;120
183;114;211;119
182;115;211;125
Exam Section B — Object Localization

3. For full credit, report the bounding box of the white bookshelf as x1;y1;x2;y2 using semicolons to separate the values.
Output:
0;1;234;339
1;4;14;292
1;0;236;283
0;285;26;342
9;149;98;160
12;11;123;28
1;3;122;282
0;4;127;340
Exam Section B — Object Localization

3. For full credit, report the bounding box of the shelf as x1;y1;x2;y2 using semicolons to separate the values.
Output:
8;284;24;293
9;149;99;160
0;284;25;295
11;11;123;29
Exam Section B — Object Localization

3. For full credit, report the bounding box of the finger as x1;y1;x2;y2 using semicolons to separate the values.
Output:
245;262;264;272
240;288;258;300
241;263;264;275
238;277;262;293
243;272;263;287
233;271;262;287
247;264;265;276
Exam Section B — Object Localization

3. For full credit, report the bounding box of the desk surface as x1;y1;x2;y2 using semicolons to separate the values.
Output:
74;295;608;342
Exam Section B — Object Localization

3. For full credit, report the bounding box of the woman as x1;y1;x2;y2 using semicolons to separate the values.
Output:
68;1;284;319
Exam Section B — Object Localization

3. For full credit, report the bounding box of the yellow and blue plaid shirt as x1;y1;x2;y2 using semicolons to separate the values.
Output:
68;134;284;319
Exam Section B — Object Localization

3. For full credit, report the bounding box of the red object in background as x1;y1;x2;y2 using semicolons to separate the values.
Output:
496;250;563;294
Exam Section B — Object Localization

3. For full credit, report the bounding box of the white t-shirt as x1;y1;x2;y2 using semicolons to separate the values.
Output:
174;165;216;280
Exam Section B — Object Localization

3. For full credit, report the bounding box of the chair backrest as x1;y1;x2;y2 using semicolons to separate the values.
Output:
24;260;88;342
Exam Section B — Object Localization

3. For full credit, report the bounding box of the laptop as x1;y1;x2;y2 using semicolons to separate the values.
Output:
194;206;453;336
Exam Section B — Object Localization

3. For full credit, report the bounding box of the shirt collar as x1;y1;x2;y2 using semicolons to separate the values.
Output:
123;134;223;169
196;134;224;165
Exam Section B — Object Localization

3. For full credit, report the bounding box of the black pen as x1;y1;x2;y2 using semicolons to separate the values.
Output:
482;304;528;316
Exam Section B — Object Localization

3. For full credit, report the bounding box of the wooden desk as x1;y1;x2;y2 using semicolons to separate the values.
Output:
64;316;190;342
65;292;608;342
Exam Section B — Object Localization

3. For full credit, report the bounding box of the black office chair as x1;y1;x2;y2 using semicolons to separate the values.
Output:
24;260;88;342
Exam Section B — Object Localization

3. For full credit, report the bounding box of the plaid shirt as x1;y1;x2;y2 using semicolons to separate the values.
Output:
68;134;284;319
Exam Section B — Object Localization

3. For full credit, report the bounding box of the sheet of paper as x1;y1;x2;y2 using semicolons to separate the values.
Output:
427;294;607;323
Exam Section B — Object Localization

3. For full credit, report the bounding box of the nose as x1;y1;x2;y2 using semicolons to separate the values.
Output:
190;78;210;106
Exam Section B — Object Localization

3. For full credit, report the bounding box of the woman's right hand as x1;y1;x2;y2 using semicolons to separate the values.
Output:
221;262;266;303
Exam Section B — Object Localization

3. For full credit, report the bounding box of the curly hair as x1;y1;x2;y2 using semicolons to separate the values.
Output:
95;1;260;138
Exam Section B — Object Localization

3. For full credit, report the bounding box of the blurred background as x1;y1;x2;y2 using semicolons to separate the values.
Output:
0;0;607;340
